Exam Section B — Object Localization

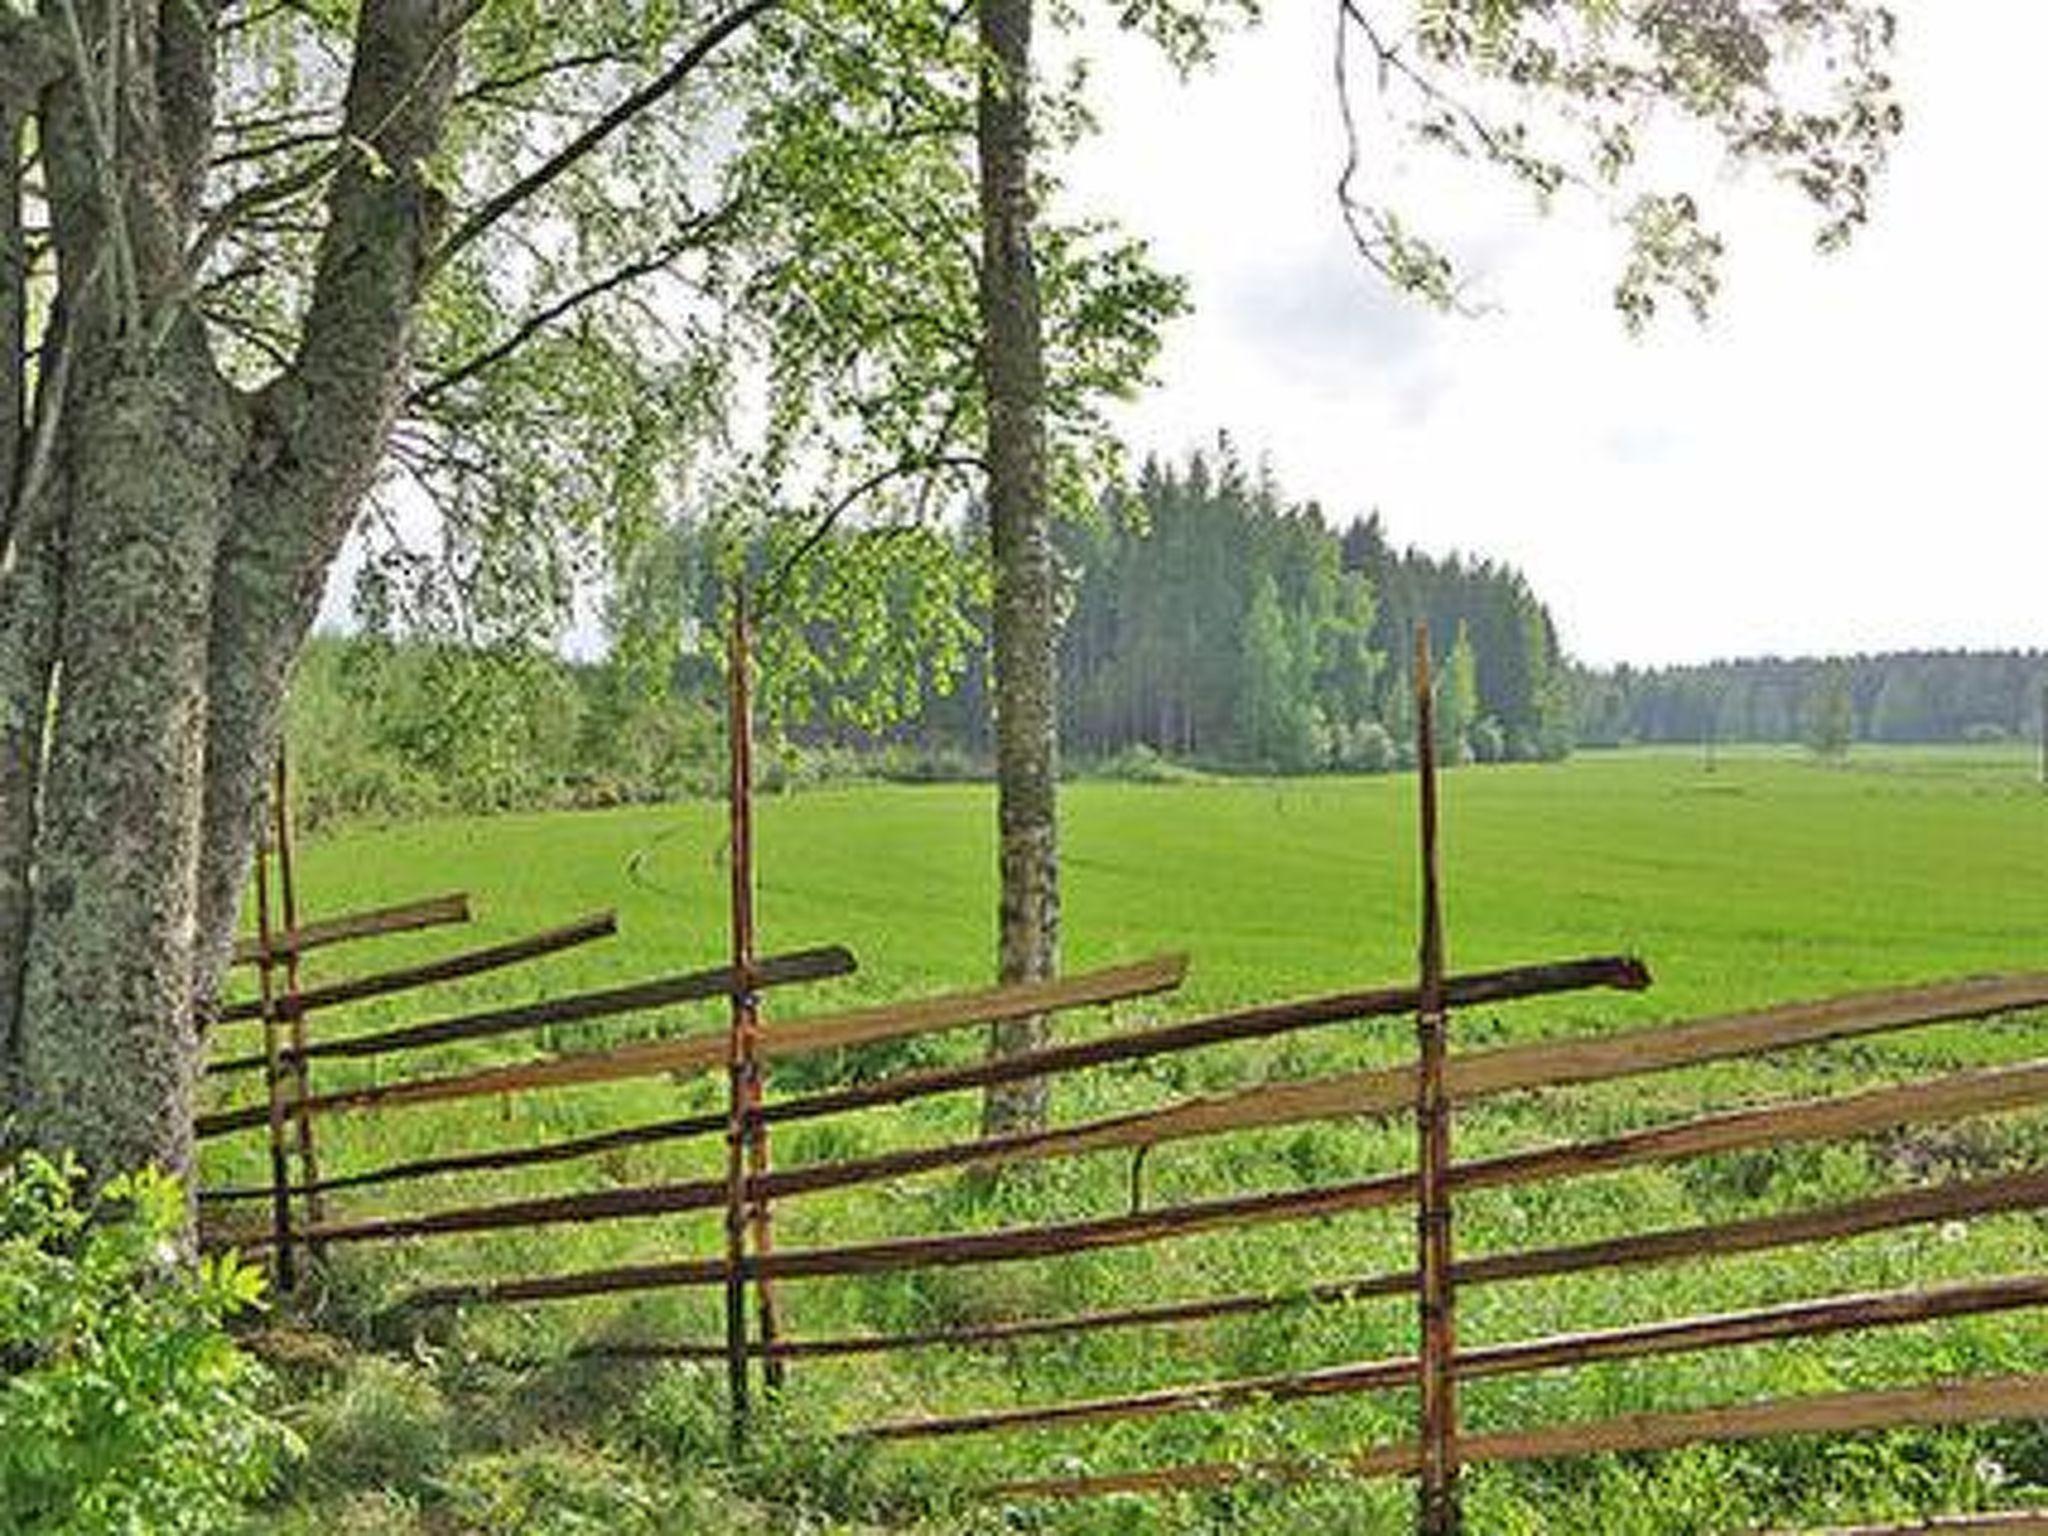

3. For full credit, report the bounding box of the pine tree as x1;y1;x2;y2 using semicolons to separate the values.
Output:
1438;624;1481;766
1805;664;1855;761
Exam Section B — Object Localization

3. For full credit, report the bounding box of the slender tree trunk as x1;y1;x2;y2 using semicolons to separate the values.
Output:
977;0;1059;1137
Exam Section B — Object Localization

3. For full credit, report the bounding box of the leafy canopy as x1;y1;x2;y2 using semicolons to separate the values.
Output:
1335;0;1902;323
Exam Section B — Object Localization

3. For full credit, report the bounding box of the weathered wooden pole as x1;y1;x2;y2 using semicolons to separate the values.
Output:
272;751;326;1256
722;594;755;1444
723;588;784;1446
733;592;786;1392
1413;623;1460;1533
252;829;296;1292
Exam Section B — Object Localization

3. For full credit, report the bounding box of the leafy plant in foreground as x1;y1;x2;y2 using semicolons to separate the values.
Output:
0;1150;297;1534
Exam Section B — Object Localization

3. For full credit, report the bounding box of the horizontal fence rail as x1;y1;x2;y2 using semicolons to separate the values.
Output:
209;954;1187;1136
858;1271;2048;1442
394;1043;2048;1309
211;910;619;1029
230;892;471;968
985;1373;2048;1501
208;945;857;1079
992;969;2048;1171
575;1166;2048;1363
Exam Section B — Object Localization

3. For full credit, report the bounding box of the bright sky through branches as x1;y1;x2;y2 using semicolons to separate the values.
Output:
1065;0;2044;667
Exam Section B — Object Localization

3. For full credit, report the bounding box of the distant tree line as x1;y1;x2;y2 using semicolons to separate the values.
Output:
1573;652;2048;749
907;449;1574;773
283;636;720;828
285;447;1578;820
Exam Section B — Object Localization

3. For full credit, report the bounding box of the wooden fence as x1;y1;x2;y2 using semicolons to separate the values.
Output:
200;626;2048;1531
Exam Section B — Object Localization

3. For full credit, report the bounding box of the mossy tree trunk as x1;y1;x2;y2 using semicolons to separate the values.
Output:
0;0;458;1187
977;0;1061;1137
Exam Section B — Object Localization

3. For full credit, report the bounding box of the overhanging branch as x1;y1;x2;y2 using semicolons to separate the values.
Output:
759;446;985;616
408;200;739;408
427;0;780;276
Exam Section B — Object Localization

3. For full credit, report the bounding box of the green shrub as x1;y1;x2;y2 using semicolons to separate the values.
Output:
1095;744;1200;784
873;742;982;783
1339;719;1397;773
0;1150;296;1534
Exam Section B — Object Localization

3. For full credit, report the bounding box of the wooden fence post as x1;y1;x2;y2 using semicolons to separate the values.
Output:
273;751;327;1261
724;589;785;1446
253;827;296;1293
1413;623;1460;1534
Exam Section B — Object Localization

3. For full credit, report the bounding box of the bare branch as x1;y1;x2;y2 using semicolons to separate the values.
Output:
188;145;345;275
210;126;340;170
1330;1;1469;310
201;301;296;371
217;103;341;136
12;282;81;544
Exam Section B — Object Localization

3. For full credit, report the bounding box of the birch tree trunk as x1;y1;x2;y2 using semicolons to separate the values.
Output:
977;0;1060;1137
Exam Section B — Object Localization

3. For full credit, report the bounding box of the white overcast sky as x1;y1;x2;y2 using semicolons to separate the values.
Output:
1060;1;2046;668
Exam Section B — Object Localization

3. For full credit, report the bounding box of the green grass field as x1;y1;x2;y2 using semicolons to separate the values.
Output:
208;746;2048;1534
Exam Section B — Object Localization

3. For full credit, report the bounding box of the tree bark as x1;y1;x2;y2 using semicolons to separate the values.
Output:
0;95;37;1113
977;0;1060;1137
0;0;460;1186
0;470;56;1122
17;355;243;1178
193;0;458;1004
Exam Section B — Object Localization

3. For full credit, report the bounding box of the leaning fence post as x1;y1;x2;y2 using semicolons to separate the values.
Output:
252;827;297;1293
273;751;327;1261
1413;623;1460;1533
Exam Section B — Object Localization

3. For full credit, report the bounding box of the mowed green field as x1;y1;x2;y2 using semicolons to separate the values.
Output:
207;746;2048;1534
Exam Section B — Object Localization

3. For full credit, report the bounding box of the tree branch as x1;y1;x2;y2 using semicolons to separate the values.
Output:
0;104;24;556
456;46;635;106
188;0;481;276
159;0;227;228
760;447;986;617
428;0;779;275
201;301;296;371
187;144;345;276
409;202;737;408
210;125;339;170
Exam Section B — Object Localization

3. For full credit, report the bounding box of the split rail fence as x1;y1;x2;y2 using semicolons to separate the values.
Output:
199;624;2048;1533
